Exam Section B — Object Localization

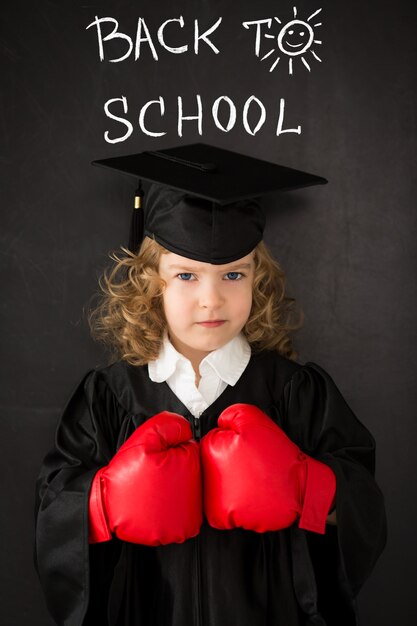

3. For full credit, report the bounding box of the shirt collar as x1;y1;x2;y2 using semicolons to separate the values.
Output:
148;332;185;383
148;331;251;386
201;333;251;385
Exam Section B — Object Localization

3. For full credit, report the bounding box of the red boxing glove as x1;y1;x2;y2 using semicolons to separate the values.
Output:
200;404;336;535
88;412;202;545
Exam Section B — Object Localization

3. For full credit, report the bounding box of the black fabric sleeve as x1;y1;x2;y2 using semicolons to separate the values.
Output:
34;369;126;626
278;362;387;610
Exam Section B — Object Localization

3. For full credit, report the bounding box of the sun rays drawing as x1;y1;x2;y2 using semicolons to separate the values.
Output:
261;6;323;75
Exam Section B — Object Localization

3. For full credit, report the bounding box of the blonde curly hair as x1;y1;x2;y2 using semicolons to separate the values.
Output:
87;237;304;365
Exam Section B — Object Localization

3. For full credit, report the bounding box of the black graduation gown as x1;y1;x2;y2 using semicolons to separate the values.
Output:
34;350;387;626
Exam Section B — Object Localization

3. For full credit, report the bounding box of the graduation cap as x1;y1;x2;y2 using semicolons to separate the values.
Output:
92;143;327;264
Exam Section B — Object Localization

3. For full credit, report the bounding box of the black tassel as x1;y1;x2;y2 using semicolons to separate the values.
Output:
128;181;144;253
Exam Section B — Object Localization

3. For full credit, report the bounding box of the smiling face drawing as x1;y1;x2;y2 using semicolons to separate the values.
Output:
260;6;323;75
278;20;314;56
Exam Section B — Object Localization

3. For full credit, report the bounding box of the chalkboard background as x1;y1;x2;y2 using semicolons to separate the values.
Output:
2;0;416;624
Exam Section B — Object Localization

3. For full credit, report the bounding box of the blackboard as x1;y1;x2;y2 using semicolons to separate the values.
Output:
2;0;416;623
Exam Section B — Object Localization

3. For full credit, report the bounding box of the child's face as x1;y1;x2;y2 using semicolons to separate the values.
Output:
159;250;255;365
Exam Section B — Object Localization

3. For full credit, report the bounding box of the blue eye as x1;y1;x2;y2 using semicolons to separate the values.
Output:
177;273;194;281
225;272;243;280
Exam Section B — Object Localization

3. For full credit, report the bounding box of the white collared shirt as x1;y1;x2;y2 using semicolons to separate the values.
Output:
148;332;251;418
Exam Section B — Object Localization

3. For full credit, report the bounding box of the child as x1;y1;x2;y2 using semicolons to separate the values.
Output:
34;144;387;626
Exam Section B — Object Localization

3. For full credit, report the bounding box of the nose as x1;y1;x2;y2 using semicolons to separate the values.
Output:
198;280;225;309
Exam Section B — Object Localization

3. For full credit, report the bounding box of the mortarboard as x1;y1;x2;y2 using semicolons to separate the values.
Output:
92;143;327;264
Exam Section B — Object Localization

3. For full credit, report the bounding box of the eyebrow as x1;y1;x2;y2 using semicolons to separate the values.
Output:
168;263;253;272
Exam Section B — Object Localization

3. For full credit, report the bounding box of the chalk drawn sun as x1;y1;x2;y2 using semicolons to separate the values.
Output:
262;7;323;75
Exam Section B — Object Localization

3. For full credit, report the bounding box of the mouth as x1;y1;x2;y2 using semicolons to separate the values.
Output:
286;41;304;48
197;320;226;327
